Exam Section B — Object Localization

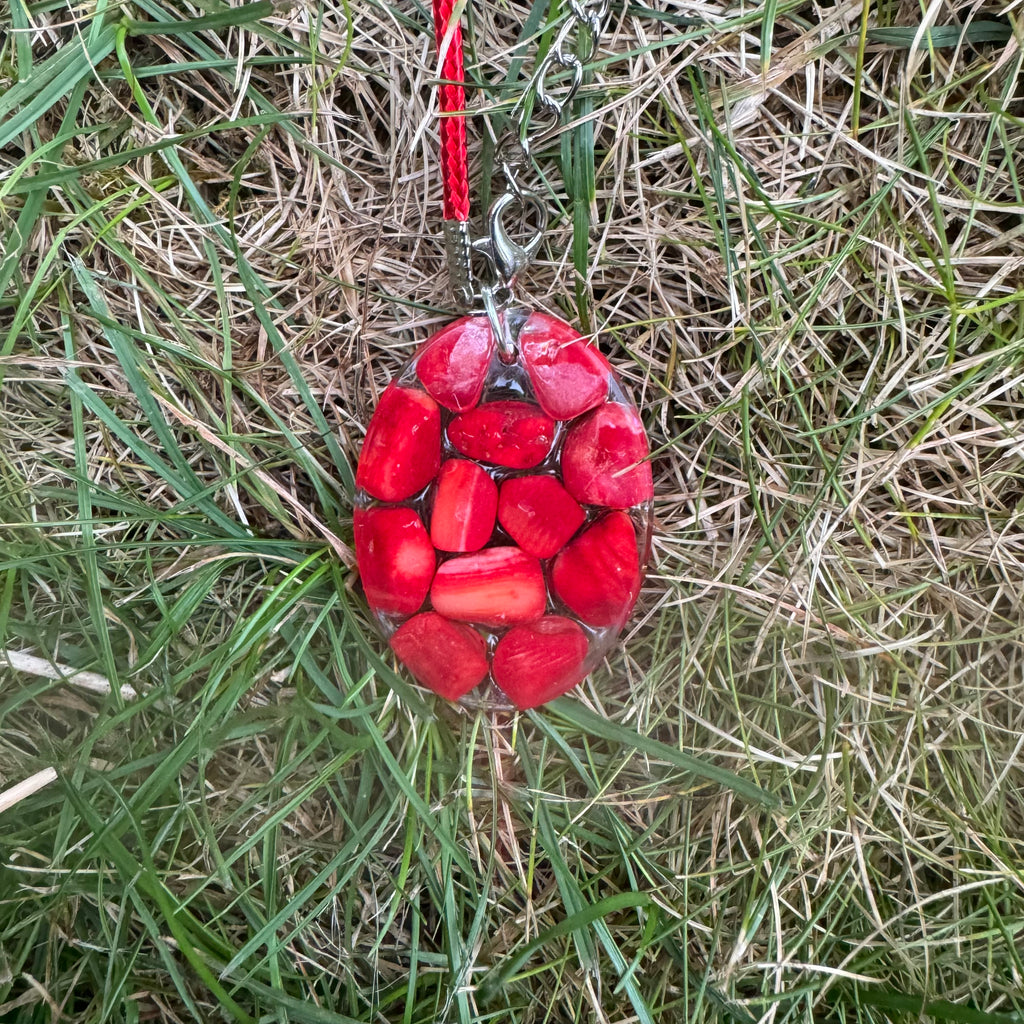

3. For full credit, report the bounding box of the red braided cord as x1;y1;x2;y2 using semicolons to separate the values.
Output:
433;0;470;222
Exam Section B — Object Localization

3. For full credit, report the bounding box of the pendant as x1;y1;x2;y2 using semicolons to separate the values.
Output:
353;308;653;710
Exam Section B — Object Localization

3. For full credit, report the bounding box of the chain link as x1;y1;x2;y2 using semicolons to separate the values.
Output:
508;0;609;174
459;0;609;315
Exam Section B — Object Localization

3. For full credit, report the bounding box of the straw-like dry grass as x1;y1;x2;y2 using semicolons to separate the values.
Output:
2;0;1024;1021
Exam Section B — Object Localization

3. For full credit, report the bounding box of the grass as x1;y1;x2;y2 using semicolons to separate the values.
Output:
2;0;1024;1021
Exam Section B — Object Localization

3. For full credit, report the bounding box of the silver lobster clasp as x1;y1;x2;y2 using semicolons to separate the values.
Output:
472;190;548;296
470;190;548;363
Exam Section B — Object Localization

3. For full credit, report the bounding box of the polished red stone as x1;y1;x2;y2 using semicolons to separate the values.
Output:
551;511;641;628
561;402;653;508
355;383;441;501
431;546;546;628
448;401;555;469
390;612;488;700
430;459;498;552
497;475;585;559
355;311;653;707
519;312;611;420
354;507;435;616
415;316;494;412
492;616;589;709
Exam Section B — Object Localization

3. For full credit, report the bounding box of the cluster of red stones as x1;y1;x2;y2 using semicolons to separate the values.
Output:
354;311;653;710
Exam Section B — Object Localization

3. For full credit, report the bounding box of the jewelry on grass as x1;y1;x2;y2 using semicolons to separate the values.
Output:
353;0;653;709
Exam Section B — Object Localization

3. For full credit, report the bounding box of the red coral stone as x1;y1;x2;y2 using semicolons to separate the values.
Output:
415;315;495;412
519;312;612;420
430;547;546;628
551;511;641;628
354;507;435;616
390;612;488;700
430;460;498;553
356;384;441;501
561;402;653;508
497;475;586;559
492;616;589;709
448;401;555;469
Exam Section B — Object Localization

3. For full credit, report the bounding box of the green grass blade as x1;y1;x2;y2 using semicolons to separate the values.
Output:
68;259;249;537
540;700;780;807
0;17;118;150
867;22;1012;47
125;0;275;37
482;891;650;993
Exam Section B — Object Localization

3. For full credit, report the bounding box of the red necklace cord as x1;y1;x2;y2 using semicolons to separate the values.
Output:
432;0;471;222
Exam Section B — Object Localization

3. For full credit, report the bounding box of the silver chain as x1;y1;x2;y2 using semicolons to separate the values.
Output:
444;0;610;355
503;0;610;187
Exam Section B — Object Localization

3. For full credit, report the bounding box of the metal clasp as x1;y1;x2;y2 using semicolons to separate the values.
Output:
440;0;609;351
466;190;548;362
472;191;547;295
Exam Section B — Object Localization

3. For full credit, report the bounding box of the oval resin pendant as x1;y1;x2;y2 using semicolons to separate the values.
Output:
354;309;653;710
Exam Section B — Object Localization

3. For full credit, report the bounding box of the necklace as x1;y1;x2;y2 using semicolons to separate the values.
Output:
353;0;653;710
